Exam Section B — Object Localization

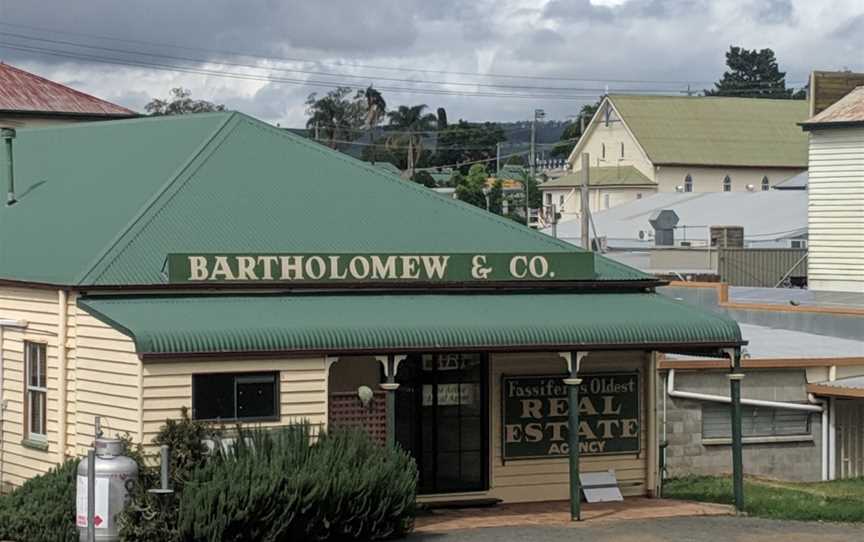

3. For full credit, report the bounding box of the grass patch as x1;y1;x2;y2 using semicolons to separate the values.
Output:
664;476;864;523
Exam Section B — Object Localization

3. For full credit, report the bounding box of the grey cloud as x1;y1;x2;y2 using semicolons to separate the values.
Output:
753;0;796;24
543;0;615;22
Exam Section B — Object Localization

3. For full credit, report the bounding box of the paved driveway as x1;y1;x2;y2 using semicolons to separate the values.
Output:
410;516;863;541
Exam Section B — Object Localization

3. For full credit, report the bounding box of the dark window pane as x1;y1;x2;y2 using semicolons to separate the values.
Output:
193;374;235;420
236;374;277;419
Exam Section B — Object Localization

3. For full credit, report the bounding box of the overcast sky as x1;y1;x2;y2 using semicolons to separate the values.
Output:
0;0;861;126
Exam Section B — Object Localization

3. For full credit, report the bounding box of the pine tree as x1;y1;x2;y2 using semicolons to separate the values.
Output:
705;46;803;99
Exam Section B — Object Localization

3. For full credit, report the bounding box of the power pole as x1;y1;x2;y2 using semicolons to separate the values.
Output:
531;109;545;178
581;153;591;251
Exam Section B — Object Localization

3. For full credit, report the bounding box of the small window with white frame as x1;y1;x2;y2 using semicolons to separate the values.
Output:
684;174;693;193
620;142;625;159
25;341;48;441
192;372;279;421
761;176;770;191
723;175;732;192
544;192;552;205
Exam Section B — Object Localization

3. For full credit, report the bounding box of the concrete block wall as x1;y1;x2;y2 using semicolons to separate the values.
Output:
660;368;823;482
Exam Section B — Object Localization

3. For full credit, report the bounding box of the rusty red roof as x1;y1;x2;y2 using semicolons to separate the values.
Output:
0;62;136;117
801;86;864;128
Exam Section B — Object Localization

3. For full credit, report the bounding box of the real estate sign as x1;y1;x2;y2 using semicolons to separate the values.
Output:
502;373;640;459
167;253;595;283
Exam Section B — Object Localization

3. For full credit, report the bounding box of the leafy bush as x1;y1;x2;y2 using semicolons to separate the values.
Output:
0;459;78;542
119;407;218;542
178;426;417;541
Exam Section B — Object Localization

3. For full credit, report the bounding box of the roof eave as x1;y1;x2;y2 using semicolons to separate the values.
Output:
799;120;864;132
652;162;807;169
0;109;138;119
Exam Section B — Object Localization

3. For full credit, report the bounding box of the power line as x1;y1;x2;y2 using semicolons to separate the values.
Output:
0;42;603;101
0;20;805;87
0;38;807;109
0;41;613;102
310;136;579;149
0;30;716;95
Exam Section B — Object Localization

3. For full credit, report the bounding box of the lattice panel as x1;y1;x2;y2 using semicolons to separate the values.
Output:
328;391;387;446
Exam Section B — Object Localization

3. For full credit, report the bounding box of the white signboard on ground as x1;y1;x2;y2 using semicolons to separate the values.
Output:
580;469;624;503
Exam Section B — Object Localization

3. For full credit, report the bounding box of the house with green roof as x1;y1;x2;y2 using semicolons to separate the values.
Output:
0;112;747;513
554;94;808;220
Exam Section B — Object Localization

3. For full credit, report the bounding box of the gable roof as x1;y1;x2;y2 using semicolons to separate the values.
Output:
539;165;655;189
598;94;809;168
0;62;136;117
800;86;864;130
0;112;650;286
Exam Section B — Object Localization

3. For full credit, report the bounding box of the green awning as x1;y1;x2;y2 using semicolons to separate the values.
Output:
78;293;743;359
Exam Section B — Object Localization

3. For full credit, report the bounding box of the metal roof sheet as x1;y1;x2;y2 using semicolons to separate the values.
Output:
540;165;655;189
666;323;864;360
547;190;807;250
813;376;864;391
78;292;743;357
0;62;136;117
0;112;650;286
608;94;809;168
801;86;864;127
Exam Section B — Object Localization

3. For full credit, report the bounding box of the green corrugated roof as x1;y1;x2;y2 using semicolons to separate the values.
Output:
608;94;809;167
540;166;655;189
0;112;650;285
370;161;403;176
78;293;743;356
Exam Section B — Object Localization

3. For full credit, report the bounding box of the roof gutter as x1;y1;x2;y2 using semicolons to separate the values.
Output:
799;121;864;132
136;340;747;362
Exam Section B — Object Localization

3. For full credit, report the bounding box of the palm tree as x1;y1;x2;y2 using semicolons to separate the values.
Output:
358;86;387;128
305;87;361;148
386;104;437;177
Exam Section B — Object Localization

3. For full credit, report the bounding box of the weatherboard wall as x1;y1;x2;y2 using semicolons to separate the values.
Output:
140;356;328;445
0;286;64;487
486;351;650;503
806;127;864;293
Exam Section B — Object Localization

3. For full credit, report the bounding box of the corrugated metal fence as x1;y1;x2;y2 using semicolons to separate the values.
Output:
718;248;807;287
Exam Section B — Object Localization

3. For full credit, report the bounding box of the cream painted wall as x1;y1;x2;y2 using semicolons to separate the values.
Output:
568;105;655;181
655;166;804;194
141;356;328;446
485;351;651;503
0;287;65;488
806;128;864;293
542;186;656;222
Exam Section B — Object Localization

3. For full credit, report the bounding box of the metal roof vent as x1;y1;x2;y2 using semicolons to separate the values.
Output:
1;127;16;205
649;209;679;247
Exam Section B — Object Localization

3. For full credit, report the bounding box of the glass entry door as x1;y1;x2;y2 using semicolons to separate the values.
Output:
395;353;488;494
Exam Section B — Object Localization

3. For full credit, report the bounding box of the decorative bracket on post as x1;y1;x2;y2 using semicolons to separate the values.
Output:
558;351;587;380
375;354;407;379
376;354;407;448
325;355;340;374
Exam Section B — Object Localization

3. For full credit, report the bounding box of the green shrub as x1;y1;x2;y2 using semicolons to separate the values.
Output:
178;426;417;541
119;407;218;542
0;459;78;542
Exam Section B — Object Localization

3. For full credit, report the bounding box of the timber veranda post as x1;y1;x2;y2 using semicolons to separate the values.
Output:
564;353;584;521
380;354;400;448
728;348;745;513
